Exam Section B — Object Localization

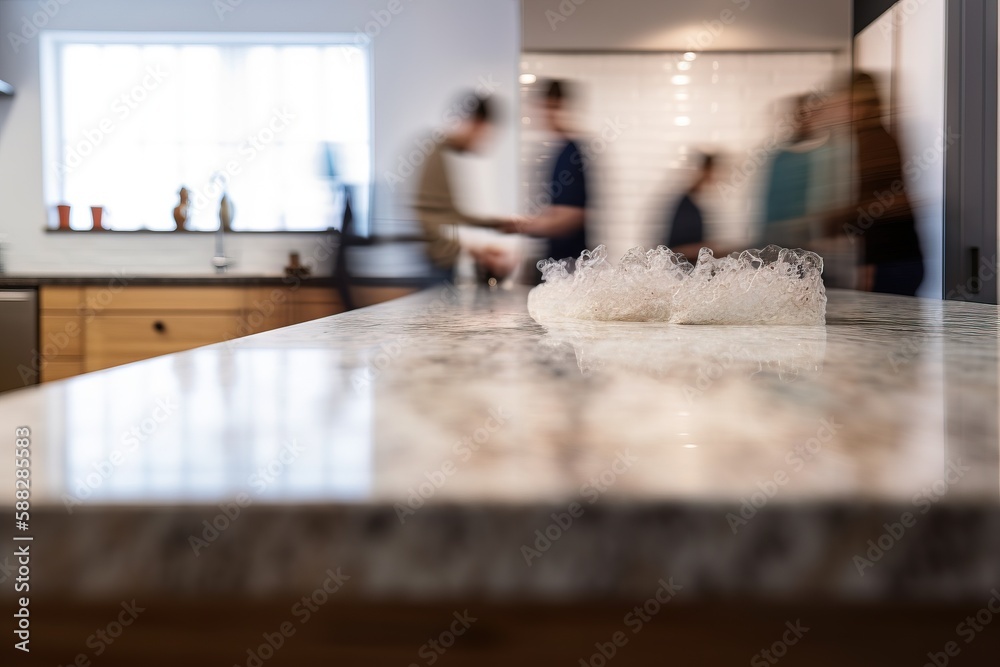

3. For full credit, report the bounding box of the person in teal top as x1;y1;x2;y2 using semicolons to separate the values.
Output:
763;150;811;226
759;94;830;249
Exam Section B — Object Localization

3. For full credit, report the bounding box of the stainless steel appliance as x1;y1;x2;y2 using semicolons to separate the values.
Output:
0;289;38;392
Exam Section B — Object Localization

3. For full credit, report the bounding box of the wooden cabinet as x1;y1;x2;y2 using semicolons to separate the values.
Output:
38;284;341;382
37;287;85;383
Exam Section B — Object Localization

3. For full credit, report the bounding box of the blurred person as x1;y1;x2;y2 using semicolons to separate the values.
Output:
469;245;518;286
849;72;923;295
662;152;717;262
412;93;507;283
503;80;589;277
758;94;828;248
805;83;858;289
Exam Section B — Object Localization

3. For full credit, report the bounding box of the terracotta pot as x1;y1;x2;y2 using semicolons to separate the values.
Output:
57;205;71;231
90;206;104;231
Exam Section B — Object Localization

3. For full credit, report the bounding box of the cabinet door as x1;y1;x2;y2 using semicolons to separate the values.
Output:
84;314;241;372
290;287;342;324
41;360;84;383
40;314;84;357
84;286;246;311
38;287;86;383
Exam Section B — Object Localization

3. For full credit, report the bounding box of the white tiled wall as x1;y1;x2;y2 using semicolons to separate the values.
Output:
519;52;839;260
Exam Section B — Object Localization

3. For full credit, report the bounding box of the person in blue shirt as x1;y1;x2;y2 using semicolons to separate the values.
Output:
503;80;589;276
664;153;716;262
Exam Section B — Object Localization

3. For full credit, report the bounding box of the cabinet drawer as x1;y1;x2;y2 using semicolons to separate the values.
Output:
41;359;84;383
84;286;246;312
85;314;240;361
292;302;341;323
40;315;84;357
294;286;340;304
40;286;84;311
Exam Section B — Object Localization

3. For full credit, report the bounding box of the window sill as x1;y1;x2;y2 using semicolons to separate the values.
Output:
44;228;337;235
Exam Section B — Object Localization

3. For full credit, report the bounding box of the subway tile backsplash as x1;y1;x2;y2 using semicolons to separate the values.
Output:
520;52;838;259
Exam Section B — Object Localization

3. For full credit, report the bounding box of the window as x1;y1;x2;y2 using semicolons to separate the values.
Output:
41;32;371;232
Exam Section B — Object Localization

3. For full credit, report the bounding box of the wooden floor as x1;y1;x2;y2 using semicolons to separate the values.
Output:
19;597;1000;666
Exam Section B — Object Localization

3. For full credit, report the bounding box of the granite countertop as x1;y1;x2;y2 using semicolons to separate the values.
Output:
1;286;998;601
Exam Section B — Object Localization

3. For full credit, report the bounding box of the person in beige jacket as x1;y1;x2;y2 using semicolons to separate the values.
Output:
413;94;507;282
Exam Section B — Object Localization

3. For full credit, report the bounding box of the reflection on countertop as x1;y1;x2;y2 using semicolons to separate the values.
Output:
1;286;998;600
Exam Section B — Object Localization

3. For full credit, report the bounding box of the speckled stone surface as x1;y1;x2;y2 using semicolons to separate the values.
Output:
1;286;998;600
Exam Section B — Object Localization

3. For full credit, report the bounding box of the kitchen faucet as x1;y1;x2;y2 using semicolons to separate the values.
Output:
212;224;230;274
212;192;234;273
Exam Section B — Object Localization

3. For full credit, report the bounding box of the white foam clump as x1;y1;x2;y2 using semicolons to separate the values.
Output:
527;245;827;325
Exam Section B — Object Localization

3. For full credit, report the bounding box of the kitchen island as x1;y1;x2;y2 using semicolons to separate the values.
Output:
2;286;999;664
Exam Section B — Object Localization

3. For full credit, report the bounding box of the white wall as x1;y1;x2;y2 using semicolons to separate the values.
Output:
855;0;946;299
0;0;520;276
523;0;850;52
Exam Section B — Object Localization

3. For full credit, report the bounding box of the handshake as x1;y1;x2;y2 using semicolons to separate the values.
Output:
487;216;537;236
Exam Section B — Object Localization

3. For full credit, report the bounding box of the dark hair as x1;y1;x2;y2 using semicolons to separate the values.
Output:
852;71;881;106
541;79;572;104
469;95;493;123
852;70;882;121
459;92;494;123
698;153;716;173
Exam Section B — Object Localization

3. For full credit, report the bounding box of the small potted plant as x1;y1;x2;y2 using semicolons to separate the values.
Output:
56;204;71;231
91;206;105;231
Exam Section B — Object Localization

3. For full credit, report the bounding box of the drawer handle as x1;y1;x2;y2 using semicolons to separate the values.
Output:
153;321;166;333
